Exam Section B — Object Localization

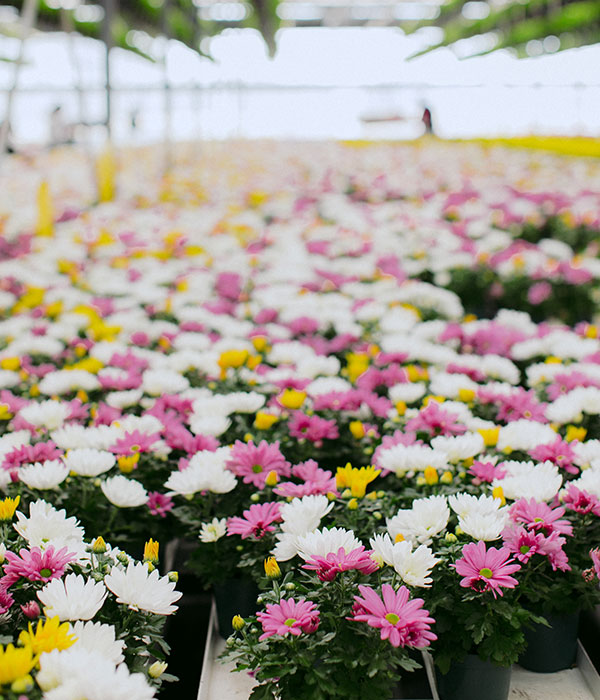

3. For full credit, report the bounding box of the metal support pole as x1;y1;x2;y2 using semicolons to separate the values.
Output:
102;0;117;139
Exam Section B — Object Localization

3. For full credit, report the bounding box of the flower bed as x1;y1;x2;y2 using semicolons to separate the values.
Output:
1;140;600;697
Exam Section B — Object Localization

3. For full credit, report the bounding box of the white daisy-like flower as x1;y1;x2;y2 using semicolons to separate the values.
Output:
37;574;107;620
164;457;237;496
448;493;504;519
566;469;600;498
0;429;30;456
63;448;116;478
545;391;585;424
458;510;507;541
199;517;228;543
38;648;154;700
387;495;450;546
104;561;182;615
376;444;449;476
0;369;19;389
296;527;362;561
15;500;85;553
142;369;190;396
497;420;557;452
305;376;352;396
105;390;144;409
19;400;70;431
279;494;334;536
70;621;125;665
19;460;69;490
51;424;121;451
101;476;148;508
224;391;267;414
189;414;231;437
388;382;427;404
369;533;396;567
494;460;562;501
431;433;485;463
428;372;479;399
573;440;600;469
389;539;439;588
38;369;101;396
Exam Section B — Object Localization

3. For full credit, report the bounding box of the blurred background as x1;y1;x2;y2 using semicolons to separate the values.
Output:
1;0;599;146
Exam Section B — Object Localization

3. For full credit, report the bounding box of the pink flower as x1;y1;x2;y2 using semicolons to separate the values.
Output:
509;498;573;536
20;601;40;619
538;531;571;572
256;598;320;641
502;525;545;563
0;586;13;614
227;502;282;539
405;402;467;437
469;460;506;484
529;437;579;475
2;441;63;473
350;584;436;649
226;440;291;488
527;281;552;305
147;491;174;518
590;548;600;580
302;546;380;581
274;459;337;498
562;485;600;517
288;413;339;445
453;541;521;598
109;430;160;456
2;546;76;587
495;389;548;423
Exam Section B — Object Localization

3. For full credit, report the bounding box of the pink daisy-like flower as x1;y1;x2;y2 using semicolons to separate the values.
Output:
562;485;600;517
274;459;337;498
2;546;76;587
537;531;571;572
529;437;579;475
405;402;467;437
350;584;436;649
502;524;546;563
453;541;521;598
227;502;282;540
288;413;339;445
509;498;573;536
109;430;161;456
147;491;174;518
226;440;291;488
469;460;506;484
256;598;320;641
590;548;600;580
0;586;14;614
302;546;380;582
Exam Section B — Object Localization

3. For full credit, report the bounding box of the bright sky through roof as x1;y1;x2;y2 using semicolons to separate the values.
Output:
2;26;600;142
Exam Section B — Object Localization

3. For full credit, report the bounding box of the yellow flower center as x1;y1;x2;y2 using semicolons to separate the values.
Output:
252;464;263;474
284;618;296;627
479;567;493;579
385;613;400;625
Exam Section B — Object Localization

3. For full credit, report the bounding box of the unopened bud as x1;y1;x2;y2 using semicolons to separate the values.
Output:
149;661;168;679
232;615;245;631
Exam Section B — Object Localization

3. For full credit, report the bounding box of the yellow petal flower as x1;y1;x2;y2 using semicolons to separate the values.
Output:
0;644;36;686
19;616;76;654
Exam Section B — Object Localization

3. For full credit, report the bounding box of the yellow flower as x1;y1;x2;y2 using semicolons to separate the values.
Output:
264;557;281;579
279;389;306;410
492;486;506;506
254;412;279;430
335;463;380;498
144;539;160;565
232;615;245;631
440;470;453;484
0;496;19;521
347;498;359;510
0;404;12;421
0;644;37;686
218;349;249;375
395;400;407;416
92;536;107;554
252;336;268;353
424;466;439;485
566;425;587;442
345;353;370;383
0;357;20;371
349;421;365;439
19;616;76;654
458;388;476;403
265;470;279;487
149;661;168;679
118;453;140;473
477;427;500;447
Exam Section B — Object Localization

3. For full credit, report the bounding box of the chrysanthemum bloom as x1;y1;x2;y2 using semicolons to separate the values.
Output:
256;598;320;641
502;524;545;563
336;464;380;498
509;498;573;536
562;485;600;517
104;561;182;615
0;495;19;520
350;584;436;648
19;615;76;654
590;548;600;580
109;430;160;456
529;436;579;475
274;459;337;498
0;643;37;686
226;440;291;488
227;502;282;539
0;586;14;614
405;402;467;437
288;412;339;445
2;545;76;586
453;541;521;598
37;574;107;620
302;545;379;581
146;491;174;518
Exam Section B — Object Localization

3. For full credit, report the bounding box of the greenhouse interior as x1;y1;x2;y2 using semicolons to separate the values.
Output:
1;1;600;699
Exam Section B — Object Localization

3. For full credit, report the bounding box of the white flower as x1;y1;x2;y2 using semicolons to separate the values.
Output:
51;424;121;451
189;414;231;437
164;453;236;495
15;500;85;553
391;539;439;588
567;469;600;499
494;460;562;501
497;420;557;452
387;495;450;546
448;493;504;519
19;400;70;430
38;574;107;620
279;495;334;536
458;510;507;541
105;390;144;409
431;433;485;463
63;448;116;477
573;439;600;469
38;370;100;396
376;444;449;476
388;382;427;404
70;621;125;665
142;369;189;396
199;517;228;543
38;648;154;700
369;533;396;567
19;460;69;489
0;369;19;389
104;561;182;615
296;527;362;561
101;476;148;507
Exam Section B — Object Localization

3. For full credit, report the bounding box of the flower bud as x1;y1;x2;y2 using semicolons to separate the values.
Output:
11;674;33;693
264;557;281;579
149;661;168;679
347;498;359;510
21;601;41;620
232;615;245;631
265;470;279;487
284;582;296;591
445;532;458;543
116;552;130;565
167;571;179;583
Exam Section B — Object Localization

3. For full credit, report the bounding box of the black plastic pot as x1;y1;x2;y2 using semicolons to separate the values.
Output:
435;655;511;700
518;611;580;673
213;577;260;638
